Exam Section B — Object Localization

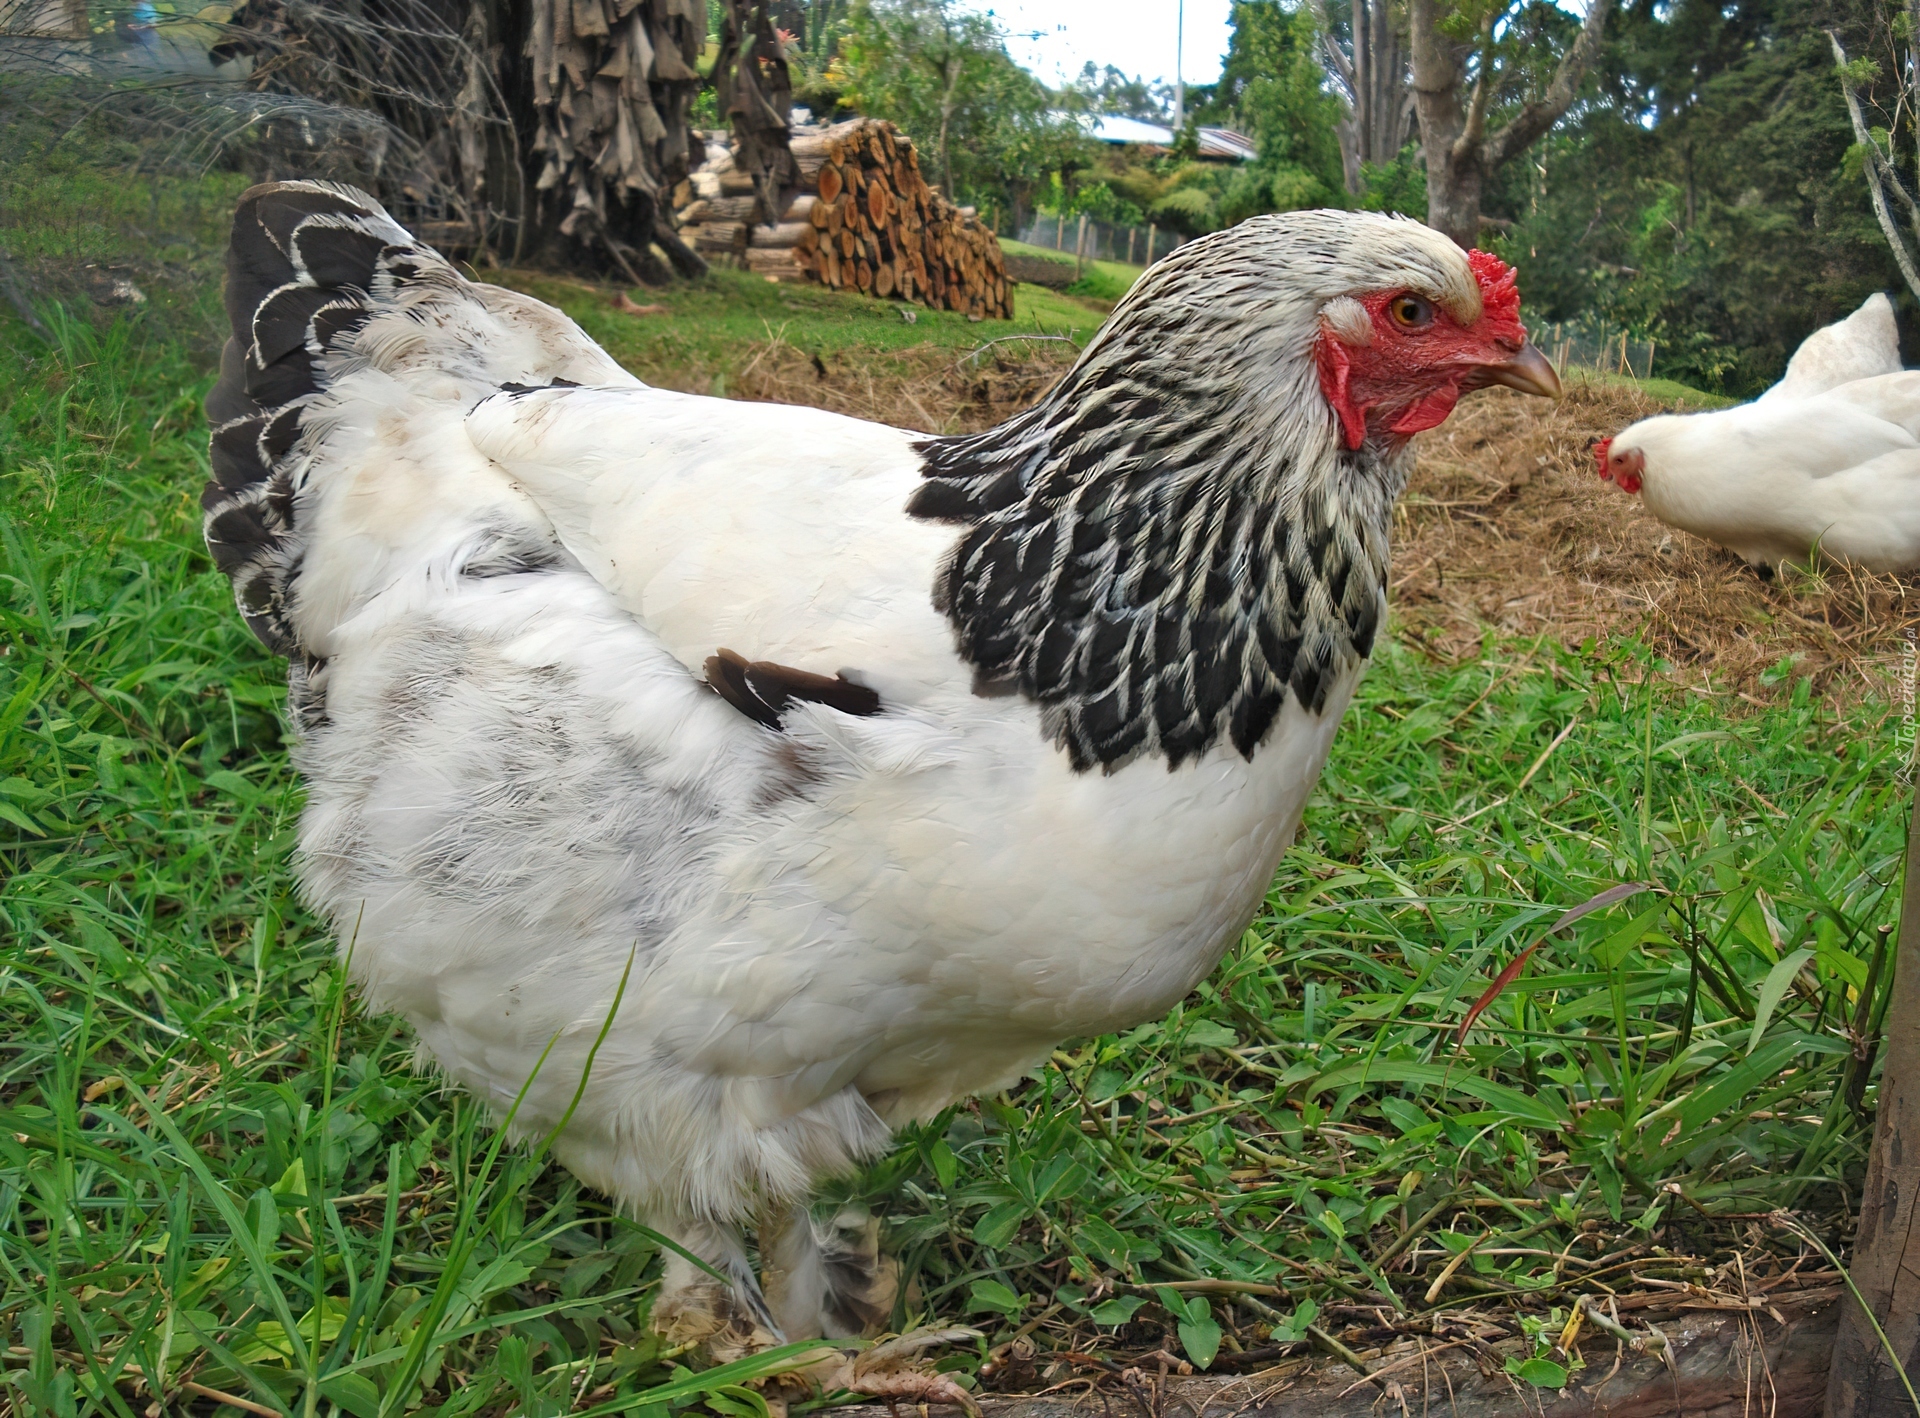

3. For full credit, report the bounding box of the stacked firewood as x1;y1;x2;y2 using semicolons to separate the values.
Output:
678;118;1013;319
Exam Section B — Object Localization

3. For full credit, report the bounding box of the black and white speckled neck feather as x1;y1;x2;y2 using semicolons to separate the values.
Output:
910;226;1415;773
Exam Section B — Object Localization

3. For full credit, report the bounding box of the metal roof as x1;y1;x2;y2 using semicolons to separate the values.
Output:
1078;113;1255;161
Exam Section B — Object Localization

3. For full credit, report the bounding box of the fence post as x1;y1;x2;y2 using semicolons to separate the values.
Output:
1076;214;1087;276
1147;222;1157;265
1056;213;1065;250
1127;227;1136;263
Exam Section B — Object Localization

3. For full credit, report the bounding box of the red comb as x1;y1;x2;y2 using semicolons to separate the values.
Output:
1594;436;1612;480
1467;249;1522;329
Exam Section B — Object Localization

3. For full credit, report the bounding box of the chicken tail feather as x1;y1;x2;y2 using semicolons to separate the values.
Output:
203;183;637;661
203;181;431;653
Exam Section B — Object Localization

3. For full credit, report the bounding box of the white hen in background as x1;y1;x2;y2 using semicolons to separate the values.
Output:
1756;292;1901;402
202;182;1559;1355
1597;293;1920;573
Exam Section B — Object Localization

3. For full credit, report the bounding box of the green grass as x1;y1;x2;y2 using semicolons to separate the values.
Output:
998;239;1146;307
491;267;1108;395
1563;367;1736;410
0;231;1904;1412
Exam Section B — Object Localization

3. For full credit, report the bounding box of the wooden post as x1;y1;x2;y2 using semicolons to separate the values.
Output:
1148;222;1157;264
1056;212;1065;250
1076;213;1087;276
1127;227;1137;263
1827;779;1920;1418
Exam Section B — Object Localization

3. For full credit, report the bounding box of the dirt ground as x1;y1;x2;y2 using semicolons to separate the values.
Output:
742;339;1916;707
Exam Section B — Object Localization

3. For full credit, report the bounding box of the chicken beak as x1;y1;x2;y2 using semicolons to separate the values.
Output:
1473;342;1562;399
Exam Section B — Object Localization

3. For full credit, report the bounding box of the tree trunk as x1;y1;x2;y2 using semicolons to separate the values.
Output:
936;59;957;198
1407;0;1615;247
210;0;794;280
1424;153;1485;249
1318;0;1412;196
1408;0;1478;247
1830;31;1920;305
1825;780;1920;1418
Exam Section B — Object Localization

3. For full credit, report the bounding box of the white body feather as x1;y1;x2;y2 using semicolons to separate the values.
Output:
208;191;1499;1338
292;313;1353;1229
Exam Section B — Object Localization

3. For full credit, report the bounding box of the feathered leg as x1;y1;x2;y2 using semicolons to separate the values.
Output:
759;1202;899;1340
648;1211;783;1357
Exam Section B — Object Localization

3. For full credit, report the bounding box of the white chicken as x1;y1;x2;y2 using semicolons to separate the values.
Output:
202;182;1559;1351
1756;292;1901;402
1597;293;1920;573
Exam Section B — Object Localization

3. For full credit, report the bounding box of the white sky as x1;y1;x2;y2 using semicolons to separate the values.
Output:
981;1;1236;93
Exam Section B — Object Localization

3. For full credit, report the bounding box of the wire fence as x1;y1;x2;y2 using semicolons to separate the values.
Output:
1017;211;1186;267
1538;318;1657;381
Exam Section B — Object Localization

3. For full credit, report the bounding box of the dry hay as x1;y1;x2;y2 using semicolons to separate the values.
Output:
1402;376;1918;702
727;335;1074;434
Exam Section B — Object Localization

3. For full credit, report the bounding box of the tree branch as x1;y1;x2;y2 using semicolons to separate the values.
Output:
1310;0;1357;97
1481;0;1616;172
1829;29;1920;303
1454;9;1500;159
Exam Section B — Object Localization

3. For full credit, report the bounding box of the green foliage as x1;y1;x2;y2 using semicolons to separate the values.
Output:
1496;0;1906;395
1065;63;1172;123
1207;1;1350;220
832;0;1088;219
1357;146;1428;217
857;636;1897;1355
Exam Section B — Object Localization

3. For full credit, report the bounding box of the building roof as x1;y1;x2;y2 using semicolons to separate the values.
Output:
1195;126;1258;162
1080;114;1256;162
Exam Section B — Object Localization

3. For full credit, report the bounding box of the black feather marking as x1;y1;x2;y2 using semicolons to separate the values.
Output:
203;180;443;660
208;417;268;492
908;273;1407;773
252;284;341;366
292;224;390;289
261;404;305;459
247;351;319;409
205;340;259;427
704;648;883;729
499;378;583;398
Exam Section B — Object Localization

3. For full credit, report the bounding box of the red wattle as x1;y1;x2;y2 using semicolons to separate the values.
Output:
1389;382;1462;436
1316;336;1365;450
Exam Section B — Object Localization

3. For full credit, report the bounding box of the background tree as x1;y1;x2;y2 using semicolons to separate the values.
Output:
1068;62;1174;121
1203;1;1350;217
831;0;1086;226
210;0;793;281
1409;0;1614;245
1830;0;1920;303
1309;0;1414;195
1497;0;1901;393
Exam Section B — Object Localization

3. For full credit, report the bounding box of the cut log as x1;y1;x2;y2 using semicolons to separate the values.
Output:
674;116;1013;318
682;193;816;225
749;221;813;248
691;221;747;252
744;248;807;281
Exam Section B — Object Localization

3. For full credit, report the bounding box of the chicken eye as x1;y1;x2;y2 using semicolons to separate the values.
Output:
1388;294;1434;329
